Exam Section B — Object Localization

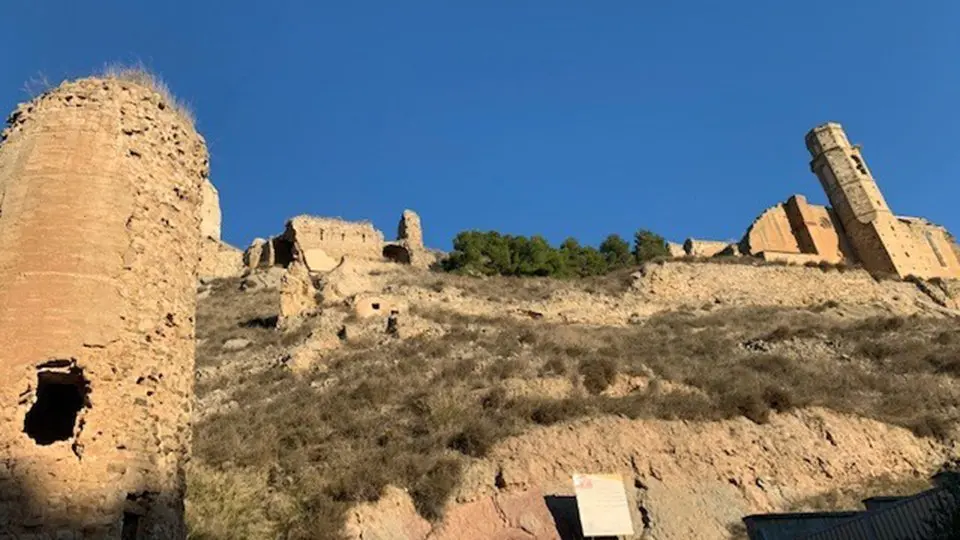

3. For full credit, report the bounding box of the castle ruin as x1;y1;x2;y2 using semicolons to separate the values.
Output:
0;76;208;538
684;123;960;280
244;208;435;274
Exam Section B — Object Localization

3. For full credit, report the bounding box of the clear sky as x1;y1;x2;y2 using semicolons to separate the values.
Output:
2;2;958;251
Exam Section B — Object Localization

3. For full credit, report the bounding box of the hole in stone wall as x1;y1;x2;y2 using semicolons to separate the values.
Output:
372;303;381;310
24;366;90;445
122;492;148;540
383;244;411;264
851;155;868;175
271;237;295;268
121;511;141;540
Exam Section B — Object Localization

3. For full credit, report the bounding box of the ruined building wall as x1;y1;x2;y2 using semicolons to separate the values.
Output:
740;204;802;256
286;215;384;271
805;123;959;279
199;180;220;240
898;217;960;278
196;179;243;279
0;77;207;538
740;195;852;265
391;209;435;267
783;195;851;263
682;238;731;258
397;209;423;247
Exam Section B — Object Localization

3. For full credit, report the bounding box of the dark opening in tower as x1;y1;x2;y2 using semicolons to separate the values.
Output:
272;237;295;267
24;365;90;445
383;244;411;264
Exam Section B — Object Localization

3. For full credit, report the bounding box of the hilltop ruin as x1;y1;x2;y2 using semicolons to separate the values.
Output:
243;208;437;274
682;123;960;280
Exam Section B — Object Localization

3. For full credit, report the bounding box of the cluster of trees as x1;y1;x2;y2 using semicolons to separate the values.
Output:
441;229;670;277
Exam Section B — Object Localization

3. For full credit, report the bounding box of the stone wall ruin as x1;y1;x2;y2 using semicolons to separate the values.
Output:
803;123;960;279
243;209;435;272
0;76;207;538
740;194;854;265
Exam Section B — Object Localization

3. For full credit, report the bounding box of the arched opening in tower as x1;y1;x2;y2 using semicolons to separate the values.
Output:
383;244;411;264
23;364;90;445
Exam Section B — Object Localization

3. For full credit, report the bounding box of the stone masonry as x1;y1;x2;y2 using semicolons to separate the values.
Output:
740;194;854;265
244;210;435;272
805;123;960;279
0;77;207;538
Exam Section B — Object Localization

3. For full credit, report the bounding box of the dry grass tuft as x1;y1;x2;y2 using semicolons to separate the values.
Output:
99;61;196;125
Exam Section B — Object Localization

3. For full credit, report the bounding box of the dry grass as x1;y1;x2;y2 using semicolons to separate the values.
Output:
99;61;196;125
786;473;934;512
190;282;960;538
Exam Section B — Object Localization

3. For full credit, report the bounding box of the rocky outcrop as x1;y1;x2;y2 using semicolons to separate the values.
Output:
345;487;561;540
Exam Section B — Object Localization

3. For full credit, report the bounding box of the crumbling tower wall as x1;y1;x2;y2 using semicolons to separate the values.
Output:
0;76;207;538
389;209;434;267
806;123;959;279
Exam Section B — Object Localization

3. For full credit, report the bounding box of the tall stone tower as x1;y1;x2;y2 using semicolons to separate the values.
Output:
0;76;207;538
806;123;920;277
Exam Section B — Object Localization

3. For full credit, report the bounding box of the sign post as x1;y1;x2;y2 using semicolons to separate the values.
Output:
572;473;635;538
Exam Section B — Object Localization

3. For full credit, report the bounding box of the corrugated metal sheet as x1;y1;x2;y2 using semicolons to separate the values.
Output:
862;496;909;511
743;512;861;540
801;487;954;540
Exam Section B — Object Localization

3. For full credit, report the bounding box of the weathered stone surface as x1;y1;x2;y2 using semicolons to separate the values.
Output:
633;261;945;315
278;260;318;327
666;242;685;257
246;209;437;272
397;209;423;247
683;238;730;258
199;179;221;240
243;238;267;270
197;238;243;279
806;123;960;279
221;338;251;351
740;195;853;266
352;294;405;319
287;215;384;263
301;247;339;273
345;487;560;540
0;76;207;538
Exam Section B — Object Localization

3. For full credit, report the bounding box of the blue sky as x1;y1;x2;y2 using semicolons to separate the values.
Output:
2;2;959;251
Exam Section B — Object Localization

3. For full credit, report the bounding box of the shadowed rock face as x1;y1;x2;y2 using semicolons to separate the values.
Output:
0;77;207;538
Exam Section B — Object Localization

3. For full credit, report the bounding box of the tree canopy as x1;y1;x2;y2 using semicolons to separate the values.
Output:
441;230;669;277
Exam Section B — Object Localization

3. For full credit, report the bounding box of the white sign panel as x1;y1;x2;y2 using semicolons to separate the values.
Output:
573;473;635;537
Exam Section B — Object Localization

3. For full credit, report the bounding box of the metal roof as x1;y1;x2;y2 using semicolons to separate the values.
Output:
800;487;954;540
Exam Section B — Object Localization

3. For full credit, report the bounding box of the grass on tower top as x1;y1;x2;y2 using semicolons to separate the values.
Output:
100;61;196;126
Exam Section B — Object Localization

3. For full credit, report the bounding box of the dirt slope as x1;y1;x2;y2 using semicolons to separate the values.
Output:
189;261;960;539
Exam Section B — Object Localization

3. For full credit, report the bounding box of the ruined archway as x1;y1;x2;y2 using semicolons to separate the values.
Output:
383;244;411;264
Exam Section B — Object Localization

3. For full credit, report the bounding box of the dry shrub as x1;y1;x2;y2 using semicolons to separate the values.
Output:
579;357;618;394
788;473;933;512
185;464;285;540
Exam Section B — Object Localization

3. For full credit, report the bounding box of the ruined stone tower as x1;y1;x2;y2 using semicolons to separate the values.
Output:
805;123;960;279
0;76;207;538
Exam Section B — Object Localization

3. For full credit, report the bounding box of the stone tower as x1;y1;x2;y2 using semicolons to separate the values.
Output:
806;123;925;278
0;76;207;538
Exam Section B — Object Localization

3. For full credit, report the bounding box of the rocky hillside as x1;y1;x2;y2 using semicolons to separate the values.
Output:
186;259;960;539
